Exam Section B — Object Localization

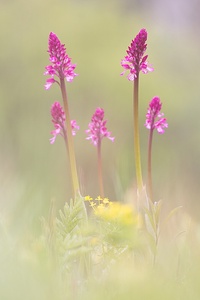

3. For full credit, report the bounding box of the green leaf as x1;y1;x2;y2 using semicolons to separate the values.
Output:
162;206;182;227
144;207;156;235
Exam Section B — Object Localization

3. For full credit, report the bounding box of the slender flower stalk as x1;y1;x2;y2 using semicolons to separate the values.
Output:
44;32;80;198
133;77;143;189
145;96;168;201
60;78;80;198
121;28;153;191
86;108;114;198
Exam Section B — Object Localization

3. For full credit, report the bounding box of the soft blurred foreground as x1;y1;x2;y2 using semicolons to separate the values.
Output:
1;197;200;300
1;0;200;298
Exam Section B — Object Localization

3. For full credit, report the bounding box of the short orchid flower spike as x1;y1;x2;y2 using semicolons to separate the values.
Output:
86;108;115;146
44;32;78;89
145;96;168;134
121;28;154;81
86;108;114;198
50;101;79;144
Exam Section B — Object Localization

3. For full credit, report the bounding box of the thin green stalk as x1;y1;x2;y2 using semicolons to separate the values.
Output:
153;226;158;266
60;77;80;198
97;140;104;198
148;128;153;201
133;76;143;190
63;127;69;154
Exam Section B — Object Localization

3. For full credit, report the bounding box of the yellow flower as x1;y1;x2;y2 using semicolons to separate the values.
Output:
95;196;103;201
89;201;96;208
96;203;105;213
103;197;110;204
84;195;93;201
95;201;140;227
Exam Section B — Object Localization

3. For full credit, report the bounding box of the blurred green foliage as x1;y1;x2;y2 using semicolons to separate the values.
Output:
0;0;200;297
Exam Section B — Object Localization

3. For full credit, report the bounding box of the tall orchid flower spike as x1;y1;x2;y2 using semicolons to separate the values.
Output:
86;108;114;198
44;32;80;198
145;97;168;201
120;28;153;191
120;28;154;81
44;32;78;90
50;102;79;144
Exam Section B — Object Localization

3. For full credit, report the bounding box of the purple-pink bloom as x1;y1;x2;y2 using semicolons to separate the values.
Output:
145;97;168;134
86;108;115;146
50;101;79;144
71;120;80;136
44;32;78;90
120;28;153;81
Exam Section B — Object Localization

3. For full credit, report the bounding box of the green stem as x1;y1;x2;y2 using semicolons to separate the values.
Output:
148;129;154;201
63;127;69;154
97;140;104;198
133;76;143;190
60;78;80;198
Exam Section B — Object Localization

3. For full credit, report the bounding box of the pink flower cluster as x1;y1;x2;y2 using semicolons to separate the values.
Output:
121;28;153;81
86;108;115;146
145;97;168;134
50;101;79;144
44;32;78;90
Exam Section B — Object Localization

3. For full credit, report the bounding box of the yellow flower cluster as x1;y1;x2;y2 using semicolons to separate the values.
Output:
84;196;140;227
85;195;109;209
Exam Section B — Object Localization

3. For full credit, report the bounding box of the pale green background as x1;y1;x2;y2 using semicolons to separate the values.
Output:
1;0;200;232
